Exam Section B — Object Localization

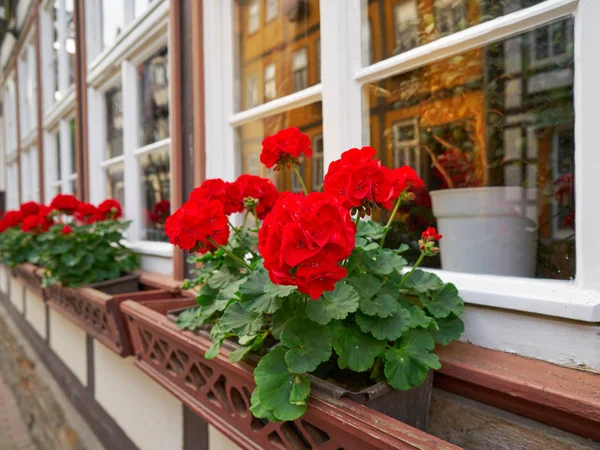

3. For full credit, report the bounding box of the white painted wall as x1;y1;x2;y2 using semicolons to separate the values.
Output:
209;426;242;450
24;288;46;338
49;309;87;384
461;305;600;373
9;277;24;313
94;342;184;450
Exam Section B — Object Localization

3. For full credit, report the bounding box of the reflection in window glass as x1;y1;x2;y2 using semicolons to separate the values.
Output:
52;2;60;100
246;73;259;109
235;0;320;111
69;118;76;174
105;86;123;158
102;0;124;50
365;19;575;280
364;0;548;65
236;102;323;191
140;149;170;242
55;130;62;180
138;47;170;146
106;163;125;208
65;0;76;85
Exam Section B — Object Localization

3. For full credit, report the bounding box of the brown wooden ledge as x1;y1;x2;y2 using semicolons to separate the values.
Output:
435;341;600;441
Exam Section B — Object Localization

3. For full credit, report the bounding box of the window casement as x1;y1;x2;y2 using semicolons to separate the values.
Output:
86;3;171;260
292;47;309;92
266;0;279;23
264;63;276;102
204;0;600;367
20;146;40;203
246;72;259;109
17;37;37;143
44;116;78;199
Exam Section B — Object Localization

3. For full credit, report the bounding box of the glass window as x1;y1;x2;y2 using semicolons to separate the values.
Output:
105;85;124;158
106;162;125;207
135;0;150;18
51;1;60;101
248;0;260;34
55;130;62;181
246;73;259;109
69;118;77;174
65;0;76;86
364;0;549;65
236;102;323;190
140;148;171;242
292;47;309;92
364;18;575;280
234;0;320;111
138;47;170;146
311;134;323;191
266;0;279;22
102;0;125;50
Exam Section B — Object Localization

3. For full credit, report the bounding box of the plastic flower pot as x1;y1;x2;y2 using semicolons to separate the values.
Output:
166;307;433;431
430;186;538;277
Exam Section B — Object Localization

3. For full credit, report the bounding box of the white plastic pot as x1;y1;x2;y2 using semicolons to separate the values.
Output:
430;187;538;278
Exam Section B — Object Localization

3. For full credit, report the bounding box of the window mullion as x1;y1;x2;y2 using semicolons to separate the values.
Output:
319;0;363;168
575;0;600;290
58;118;71;193
57;0;68;93
122;60;142;241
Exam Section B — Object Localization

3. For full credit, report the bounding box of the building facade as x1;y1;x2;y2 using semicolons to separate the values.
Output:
0;0;598;449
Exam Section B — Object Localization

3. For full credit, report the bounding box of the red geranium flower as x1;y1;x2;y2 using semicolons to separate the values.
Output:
97;199;122;221
260;127;312;170
20;202;40;218
21;207;54;234
324;146;424;214
165;198;230;253
49;194;80;214
422;227;442;242
233;174;279;219
0;210;23;231
61;225;74;234
258;192;355;299
149;200;171;224
74;202;100;224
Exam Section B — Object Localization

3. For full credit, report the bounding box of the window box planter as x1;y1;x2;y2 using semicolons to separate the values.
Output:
12;263;45;297
166;307;433;431
123;300;457;450
43;273;187;357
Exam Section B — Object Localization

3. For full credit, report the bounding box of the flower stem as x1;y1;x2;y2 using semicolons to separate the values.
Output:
241;210;249;228
208;238;253;271
292;166;309;195
355;214;361;227
228;219;244;240
398;252;425;289
253;208;260;231
379;196;403;247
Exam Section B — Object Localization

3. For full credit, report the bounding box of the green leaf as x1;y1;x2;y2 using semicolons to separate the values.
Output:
217;277;247;302
357;220;385;239
255;348;310;421
281;317;332;373
208;267;239;289
239;266;271;296
196;284;220;306
383;329;441;390
356;308;411;341
329;320;386;372
407;304;436;329
249;388;278;422
363;248;407;275
396;243;409;253
219;303;263;336
348;274;381;300
306;283;359;325
359;293;398;318
228;345;252;363
402;269;443;293
205;340;223;360
176;307;206;331
420;283;464;319
240;268;297;314
430;314;464;345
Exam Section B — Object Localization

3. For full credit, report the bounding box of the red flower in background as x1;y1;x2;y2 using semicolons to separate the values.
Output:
74;202;100;224
97;199;122;221
434;149;479;189
61;225;74;234
258;192;355;299
553;173;574;205
324;146;424;213
149;200;171;225
49;194;80;214
0;210;23;231
422;227;442;242
165;199;229;253
21;206;54;234
20;202;40;218
260;127;312;169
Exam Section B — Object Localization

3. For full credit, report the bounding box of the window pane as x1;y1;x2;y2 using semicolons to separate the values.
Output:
69;118;76;175
56;130;62;181
106;163;125;207
52;1;60;101
140;149;171;242
105;85;123;158
234;0;320;111
65;0;76;86
236;102;323;191
102;0;124;50
135;0;150;18
363;0;549;65
138;47;170;146
364;19;575;280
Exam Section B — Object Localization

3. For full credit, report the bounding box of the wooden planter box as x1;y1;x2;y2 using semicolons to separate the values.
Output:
122;300;459;450
12;263;45;297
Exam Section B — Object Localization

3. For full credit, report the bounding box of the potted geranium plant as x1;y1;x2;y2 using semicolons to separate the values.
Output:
165;127;465;429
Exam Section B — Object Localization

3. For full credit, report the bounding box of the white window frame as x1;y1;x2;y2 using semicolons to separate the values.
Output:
20;145;40;202
17;35;37;145
87;0;172;264
203;0;600;331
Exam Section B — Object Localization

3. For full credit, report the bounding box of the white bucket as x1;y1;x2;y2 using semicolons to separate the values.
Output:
430;187;538;277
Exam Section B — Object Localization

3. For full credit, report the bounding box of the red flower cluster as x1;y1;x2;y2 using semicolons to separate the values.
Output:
434;148;480;189
61;225;74;234
97;199;122;221
149;200;171;224
190;176;278;219
21;205;53;234
422;227;442;242
165;199;229;253
260;127;312;170
258;192;356;300
20;202;41;217
0;211;23;232
74;202;100;224
323;146;424;214
49;194;80;214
